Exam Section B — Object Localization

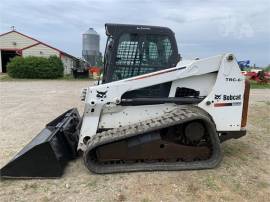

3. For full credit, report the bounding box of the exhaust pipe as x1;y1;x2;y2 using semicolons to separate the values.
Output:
0;108;81;178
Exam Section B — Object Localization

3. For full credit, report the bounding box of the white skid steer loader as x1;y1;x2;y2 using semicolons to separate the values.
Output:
0;24;250;178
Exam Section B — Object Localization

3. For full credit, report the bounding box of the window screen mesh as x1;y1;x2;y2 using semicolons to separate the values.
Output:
112;33;173;81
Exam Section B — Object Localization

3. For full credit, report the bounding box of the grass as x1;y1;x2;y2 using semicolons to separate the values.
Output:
257;181;270;189
85;180;97;188
22;183;38;190
231;181;242;193
250;80;270;89
0;73;94;81
0;74;15;81
204;176;220;191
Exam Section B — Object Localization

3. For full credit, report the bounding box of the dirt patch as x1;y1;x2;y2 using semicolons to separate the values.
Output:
0;81;269;201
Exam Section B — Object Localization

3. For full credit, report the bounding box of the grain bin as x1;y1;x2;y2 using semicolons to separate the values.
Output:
82;28;100;66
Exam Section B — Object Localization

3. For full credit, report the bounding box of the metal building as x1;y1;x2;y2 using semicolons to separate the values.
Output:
82;28;100;66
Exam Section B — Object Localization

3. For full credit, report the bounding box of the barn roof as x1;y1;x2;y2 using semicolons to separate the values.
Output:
0;30;77;59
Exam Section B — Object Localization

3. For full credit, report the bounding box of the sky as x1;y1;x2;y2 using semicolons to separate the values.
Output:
0;0;269;67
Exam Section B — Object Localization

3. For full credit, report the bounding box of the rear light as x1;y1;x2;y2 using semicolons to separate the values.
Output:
241;80;250;128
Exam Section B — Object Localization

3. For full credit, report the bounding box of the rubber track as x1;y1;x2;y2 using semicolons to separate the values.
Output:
83;106;222;174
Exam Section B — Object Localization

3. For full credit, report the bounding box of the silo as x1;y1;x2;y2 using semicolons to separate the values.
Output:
82;28;100;66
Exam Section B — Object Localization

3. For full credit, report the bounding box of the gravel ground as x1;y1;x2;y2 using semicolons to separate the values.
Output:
0;80;269;202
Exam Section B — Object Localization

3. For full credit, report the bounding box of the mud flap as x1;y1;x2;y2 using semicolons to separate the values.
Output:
0;108;81;178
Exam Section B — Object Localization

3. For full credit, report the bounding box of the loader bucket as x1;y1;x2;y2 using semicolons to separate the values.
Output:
0;108;81;179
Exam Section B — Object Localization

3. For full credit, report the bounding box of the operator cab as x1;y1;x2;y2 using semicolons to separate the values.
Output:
102;23;180;83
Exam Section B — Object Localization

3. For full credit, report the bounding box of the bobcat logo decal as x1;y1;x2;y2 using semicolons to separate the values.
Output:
96;90;107;98
215;94;222;100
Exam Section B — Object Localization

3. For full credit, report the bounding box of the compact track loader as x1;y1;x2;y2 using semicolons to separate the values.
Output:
0;24;250;178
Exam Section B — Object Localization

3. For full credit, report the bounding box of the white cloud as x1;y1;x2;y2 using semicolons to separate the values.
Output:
218;13;255;39
0;0;269;66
